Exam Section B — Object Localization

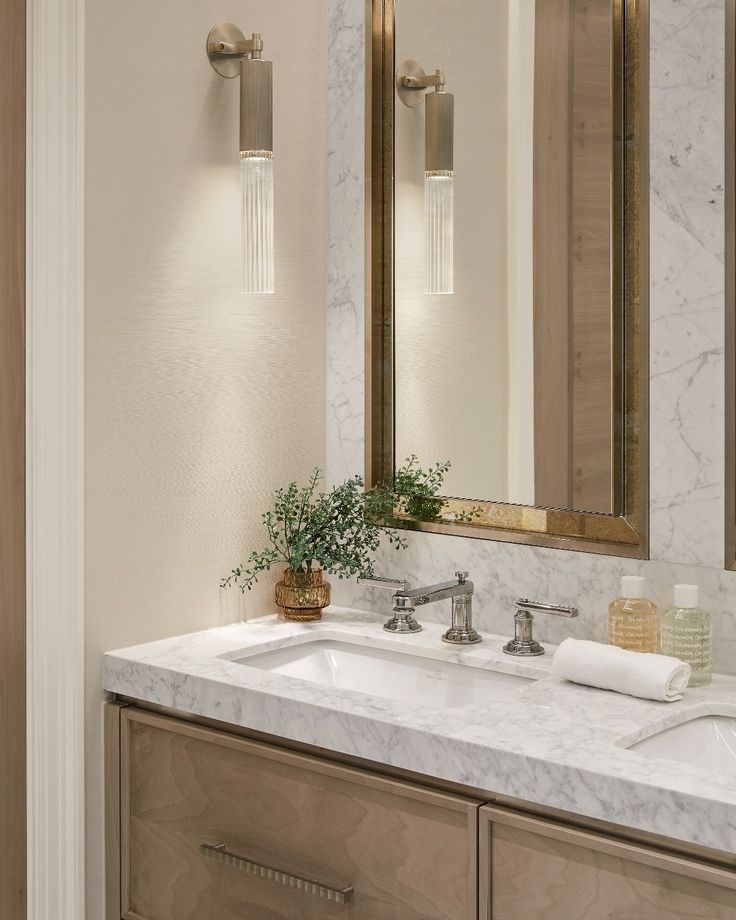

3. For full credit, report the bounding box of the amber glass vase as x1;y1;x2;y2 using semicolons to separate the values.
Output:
274;567;331;622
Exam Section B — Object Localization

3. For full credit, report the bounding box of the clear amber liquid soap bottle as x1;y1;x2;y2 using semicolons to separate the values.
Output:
608;575;659;653
660;584;711;687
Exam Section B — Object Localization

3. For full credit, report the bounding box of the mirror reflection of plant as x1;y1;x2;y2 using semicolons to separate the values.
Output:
221;469;407;593
391;455;482;524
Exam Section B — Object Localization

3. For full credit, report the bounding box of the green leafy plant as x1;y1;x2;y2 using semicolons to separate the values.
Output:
222;458;480;594
221;469;407;592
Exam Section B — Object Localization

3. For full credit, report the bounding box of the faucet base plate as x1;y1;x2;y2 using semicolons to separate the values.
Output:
442;628;482;645
503;637;545;657
383;616;422;634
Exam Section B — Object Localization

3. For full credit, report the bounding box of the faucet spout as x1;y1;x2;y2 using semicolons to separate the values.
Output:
357;571;480;642
397;572;474;608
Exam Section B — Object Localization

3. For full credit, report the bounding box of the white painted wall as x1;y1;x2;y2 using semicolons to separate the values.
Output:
84;1;327;915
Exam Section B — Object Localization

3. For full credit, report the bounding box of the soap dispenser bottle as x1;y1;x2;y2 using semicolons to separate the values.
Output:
608;575;658;653
660;584;712;687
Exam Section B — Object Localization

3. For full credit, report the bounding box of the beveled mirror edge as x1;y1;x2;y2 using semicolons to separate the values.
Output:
725;0;735;570
365;0;650;560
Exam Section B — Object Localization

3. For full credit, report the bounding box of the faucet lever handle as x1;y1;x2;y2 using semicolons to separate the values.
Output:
358;575;421;634
357;575;409;592
455;570;469;584
516;598;578;619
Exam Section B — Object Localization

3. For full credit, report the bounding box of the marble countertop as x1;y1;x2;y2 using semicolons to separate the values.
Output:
104;608;736;856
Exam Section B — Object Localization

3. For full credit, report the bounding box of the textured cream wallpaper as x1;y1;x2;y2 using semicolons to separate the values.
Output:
84;1;327;914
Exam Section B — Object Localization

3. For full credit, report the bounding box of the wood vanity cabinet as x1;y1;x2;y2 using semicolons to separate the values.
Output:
107;704;736;920
480;806;736;920
112;707;480;920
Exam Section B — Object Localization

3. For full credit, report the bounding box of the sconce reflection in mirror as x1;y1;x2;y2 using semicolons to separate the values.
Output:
207;23;274;294
397;60;454;295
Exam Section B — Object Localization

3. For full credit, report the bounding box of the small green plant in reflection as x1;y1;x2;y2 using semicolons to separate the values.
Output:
390;455;483;524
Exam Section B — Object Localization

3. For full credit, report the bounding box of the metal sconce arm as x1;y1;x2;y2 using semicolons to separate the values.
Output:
398;68;446;92
209;34;264;59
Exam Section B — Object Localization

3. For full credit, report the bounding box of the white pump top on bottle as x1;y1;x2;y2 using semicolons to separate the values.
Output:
621;575;645;599
673;584;699;609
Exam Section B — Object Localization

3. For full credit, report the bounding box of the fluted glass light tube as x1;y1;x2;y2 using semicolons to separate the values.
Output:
425;170;454;294
240;55;274;294
241;152;274;294
424;90;454;294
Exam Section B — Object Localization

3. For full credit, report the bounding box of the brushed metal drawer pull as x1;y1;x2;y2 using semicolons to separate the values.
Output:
200;842;354;905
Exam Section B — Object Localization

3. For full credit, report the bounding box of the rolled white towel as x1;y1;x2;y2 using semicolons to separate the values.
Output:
552;638;691;702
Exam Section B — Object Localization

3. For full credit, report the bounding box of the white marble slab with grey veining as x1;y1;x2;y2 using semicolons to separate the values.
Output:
105;607;736;856
325;0;365;488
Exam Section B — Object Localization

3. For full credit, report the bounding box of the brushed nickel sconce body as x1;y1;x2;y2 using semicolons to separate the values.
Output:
397;59;454;294
207;23;274;294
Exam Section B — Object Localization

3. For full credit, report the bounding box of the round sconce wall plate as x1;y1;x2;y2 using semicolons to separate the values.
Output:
397;59;427;108
207;23;247;78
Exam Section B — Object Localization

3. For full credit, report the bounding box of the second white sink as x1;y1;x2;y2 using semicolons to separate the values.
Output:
630;714;736;775
234;639;535;709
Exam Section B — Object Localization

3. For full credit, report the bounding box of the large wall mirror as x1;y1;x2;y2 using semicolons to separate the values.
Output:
368;0;648;557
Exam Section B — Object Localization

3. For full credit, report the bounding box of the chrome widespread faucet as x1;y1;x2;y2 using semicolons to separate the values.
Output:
503;598;578;657
357;571;481;645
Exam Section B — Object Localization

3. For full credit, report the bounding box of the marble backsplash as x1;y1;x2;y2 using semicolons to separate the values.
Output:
326;0;736;675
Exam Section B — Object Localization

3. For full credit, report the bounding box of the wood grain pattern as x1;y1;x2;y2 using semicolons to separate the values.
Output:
533;0;616;514
570;0;616;513
481;806;736;920
121;709;479;920
0;0;26;915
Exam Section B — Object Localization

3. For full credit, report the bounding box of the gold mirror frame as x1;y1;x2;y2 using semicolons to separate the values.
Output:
366;0;649;558
726;0;735;570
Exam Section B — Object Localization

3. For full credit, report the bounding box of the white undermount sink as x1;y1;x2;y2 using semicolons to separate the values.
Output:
630;715;736;775
232;639;535;709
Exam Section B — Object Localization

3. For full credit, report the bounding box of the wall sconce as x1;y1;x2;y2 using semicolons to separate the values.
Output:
397;60;454;295
207;23;274;294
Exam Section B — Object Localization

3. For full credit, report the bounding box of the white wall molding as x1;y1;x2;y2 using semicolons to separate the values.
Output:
26;0;86;916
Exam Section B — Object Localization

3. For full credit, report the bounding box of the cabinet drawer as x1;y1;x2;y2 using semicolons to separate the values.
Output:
120;709;480;920
480;805;736;920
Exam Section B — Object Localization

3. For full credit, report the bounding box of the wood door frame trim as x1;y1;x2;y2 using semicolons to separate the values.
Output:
25;0;85;917
1;0;27;914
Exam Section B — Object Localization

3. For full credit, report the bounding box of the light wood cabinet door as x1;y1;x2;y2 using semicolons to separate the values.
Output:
120;709;479;920
480;805;736;920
